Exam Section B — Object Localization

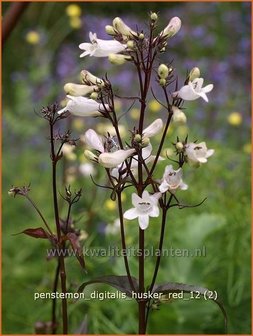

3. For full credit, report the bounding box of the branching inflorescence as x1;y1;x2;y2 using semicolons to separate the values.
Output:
10;12;227;334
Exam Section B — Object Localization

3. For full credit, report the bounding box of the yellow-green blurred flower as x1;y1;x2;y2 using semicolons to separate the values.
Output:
148;99;161;113
96;122;127;138
130;108;139;120
177;125;188;137
25;30;40;45
114;99;122;112
104;199;117;211
66;4;82;17
72;118;85;131
243;143;251;154
69;16;82;29
227;112;242;126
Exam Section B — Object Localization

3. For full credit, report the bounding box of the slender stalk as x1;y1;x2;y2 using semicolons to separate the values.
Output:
138;228;146;334
25;195;53;236
117;191;136;293
50;123;68;334
51;259;60;334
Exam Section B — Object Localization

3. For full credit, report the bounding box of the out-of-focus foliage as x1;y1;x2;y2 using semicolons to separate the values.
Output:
2;2;251;334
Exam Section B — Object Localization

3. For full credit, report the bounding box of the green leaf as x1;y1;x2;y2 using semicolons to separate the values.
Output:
153;282;227;332
78;275;138;298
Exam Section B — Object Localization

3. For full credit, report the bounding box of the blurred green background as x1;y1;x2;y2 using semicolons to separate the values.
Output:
2;1;251;334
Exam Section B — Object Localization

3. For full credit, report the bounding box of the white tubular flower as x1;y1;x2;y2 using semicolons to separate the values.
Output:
123;191;161;230
172;106;187;124
160;17;181;38
143;119;163;138
174;78;214;102
108;53;131;65
79;32;126;57
185;142;214;165
159;165;188;193
81;70;104;86
98;148;135;168
84;129;104;153
58;95;108;117
64;83;98;96
112;17;137;38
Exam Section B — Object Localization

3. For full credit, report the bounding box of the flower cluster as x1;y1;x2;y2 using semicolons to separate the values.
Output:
59;13;214;230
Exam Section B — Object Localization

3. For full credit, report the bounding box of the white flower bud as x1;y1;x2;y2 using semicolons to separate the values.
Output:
143;118;163;138
176;142;184;151
141;137;150;147
161;17;181;38
98;149;135;168
80;70;104;87
150;12;158;21
139;33;145;39
64;83;97;96
84;150;98;162
159;78;167;86
127;40;135;49
189;67;201;81
158;64;169;79
90;92;98;100
112;17;136;38
172;106;187;125
108;53;131;65
134;134;142;143
105;25;116;35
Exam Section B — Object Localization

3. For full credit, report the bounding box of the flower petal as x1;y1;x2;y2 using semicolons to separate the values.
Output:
132;193;142;207
177;85;199;101
206;149;215;158
138;215;149;230
84;129;104;152
149;205;160;217
143;119;163;138
202;84;214;93
123;208;139;220
98;149;135;168
159;181;169;193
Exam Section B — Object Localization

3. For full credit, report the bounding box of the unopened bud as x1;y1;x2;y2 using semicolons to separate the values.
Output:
158;64;169;79
134;134;142;143
139;33;145;40
90;92;98;100
112;17;136;38
127;40;135;49
108;53;131;65
64;83;97;96
161;17;181;38
176;142;184;151
159;78;167;86
189;67;200;81
81;70;104;87
150;12;158;21
172;106;187;125
105;25;116;35
84;150;98;162
141;137;150;147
